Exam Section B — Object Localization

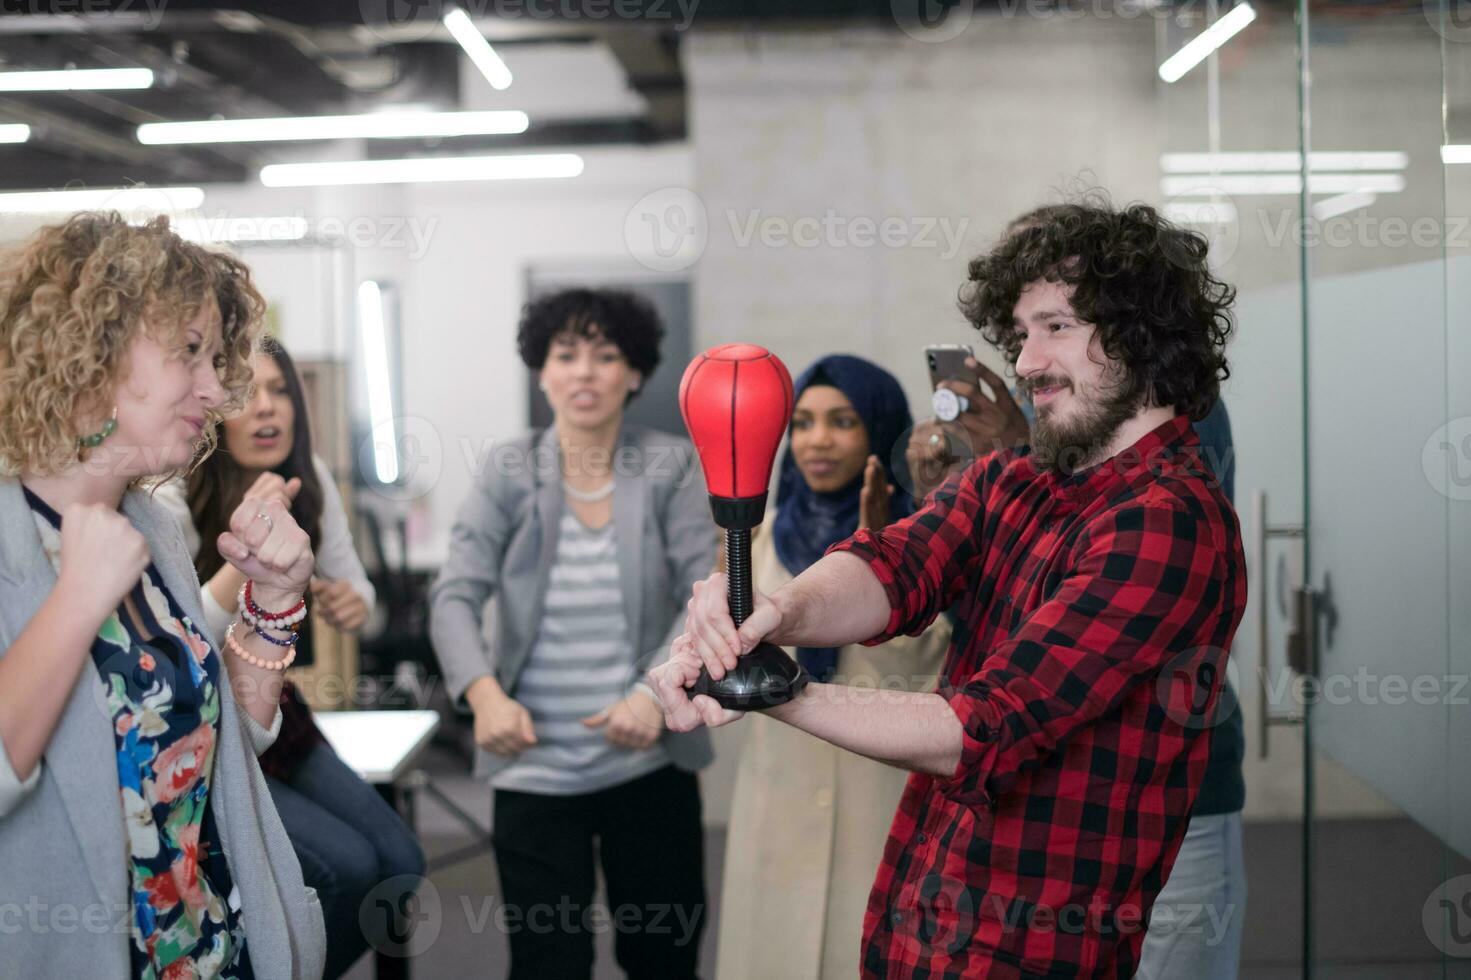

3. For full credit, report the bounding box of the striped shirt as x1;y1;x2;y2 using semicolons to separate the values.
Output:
492;512;668;795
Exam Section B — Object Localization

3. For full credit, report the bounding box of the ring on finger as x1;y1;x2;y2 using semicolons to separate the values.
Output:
253;511;274;532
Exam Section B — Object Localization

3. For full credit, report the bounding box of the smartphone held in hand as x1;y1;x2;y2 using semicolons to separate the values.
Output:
925;343;975;389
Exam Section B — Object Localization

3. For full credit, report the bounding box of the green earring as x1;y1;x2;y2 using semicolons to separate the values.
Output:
78;406;118;450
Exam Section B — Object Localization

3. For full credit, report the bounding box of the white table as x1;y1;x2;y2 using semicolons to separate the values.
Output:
315;709;440;980
316;709;440;784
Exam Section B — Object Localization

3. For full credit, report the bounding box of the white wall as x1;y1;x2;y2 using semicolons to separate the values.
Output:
7;147;698;570
684;20;1161;406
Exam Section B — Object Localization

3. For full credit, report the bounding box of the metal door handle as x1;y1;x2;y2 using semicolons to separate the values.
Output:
1255;490;1306;759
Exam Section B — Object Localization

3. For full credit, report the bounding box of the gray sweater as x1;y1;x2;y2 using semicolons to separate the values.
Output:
0;477;326;979
429;424;717;783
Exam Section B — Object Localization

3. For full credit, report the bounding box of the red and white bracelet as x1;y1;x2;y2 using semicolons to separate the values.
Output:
239;580;308;630
224;622;297;671
237;608;300;644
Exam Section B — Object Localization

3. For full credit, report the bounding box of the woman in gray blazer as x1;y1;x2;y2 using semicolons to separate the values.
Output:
430;288;716;980
0;212;325;979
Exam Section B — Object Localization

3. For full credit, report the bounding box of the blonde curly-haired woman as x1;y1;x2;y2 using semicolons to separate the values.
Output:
0;212;326;979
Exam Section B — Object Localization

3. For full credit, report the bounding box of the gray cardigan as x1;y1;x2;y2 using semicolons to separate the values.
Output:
0;477;326;980
429;424;716;781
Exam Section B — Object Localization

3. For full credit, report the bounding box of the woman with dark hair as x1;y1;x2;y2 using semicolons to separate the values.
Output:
715;354;950;980
430;287;716;980
186;337;324;600
0;212;325;978
153;336;424;980
176;339;365;641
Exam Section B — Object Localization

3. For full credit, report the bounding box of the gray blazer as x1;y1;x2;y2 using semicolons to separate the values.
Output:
0;477;326;980
430;424;716;781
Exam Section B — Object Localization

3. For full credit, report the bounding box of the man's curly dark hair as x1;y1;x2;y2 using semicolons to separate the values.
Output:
517;287;665;401
960;200;1235;421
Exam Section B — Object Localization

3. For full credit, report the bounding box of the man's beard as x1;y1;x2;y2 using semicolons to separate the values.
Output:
1024;374;1140;477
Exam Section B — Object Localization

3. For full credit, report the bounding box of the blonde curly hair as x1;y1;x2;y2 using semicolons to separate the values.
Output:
0;211;265;476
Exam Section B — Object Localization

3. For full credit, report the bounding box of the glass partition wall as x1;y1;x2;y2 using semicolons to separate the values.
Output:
1158;2;1470;975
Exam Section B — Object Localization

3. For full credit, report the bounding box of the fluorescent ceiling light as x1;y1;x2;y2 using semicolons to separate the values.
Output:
138;110;529;145
0;13;158;33
0;67;153;92
0;124;30;143
443;7;513;91
1162;151;1409;173
0;185;204;213
260;152;583;187
1161;173;1405;196
1442;145;1471;165
173;216;310;244
357;280;399;484
1159;3;1257;84
1311;192;1377;221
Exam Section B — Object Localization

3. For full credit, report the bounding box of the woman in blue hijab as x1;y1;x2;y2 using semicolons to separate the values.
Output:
771;355;917;682
716;355;952;980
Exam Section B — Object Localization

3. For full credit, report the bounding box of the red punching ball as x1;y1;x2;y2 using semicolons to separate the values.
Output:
677;343;807;710
678;343;794;530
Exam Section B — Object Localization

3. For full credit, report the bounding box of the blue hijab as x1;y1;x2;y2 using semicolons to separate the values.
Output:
772;354;914;682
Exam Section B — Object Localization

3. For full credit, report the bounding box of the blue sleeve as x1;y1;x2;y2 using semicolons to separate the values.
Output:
1190;399;1236;505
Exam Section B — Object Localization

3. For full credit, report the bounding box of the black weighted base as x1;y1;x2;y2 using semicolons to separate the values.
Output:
688;640;809;711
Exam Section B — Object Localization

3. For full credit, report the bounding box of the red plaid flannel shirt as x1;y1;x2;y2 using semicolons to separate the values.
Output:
831;414;1247;978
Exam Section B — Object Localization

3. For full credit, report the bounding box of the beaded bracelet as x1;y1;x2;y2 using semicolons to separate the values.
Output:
239;581;307;629
239;603;304;636
249;624;296;649
242;580;307;625
224;622;297;671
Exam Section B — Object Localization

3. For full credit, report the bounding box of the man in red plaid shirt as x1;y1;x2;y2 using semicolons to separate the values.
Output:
650;200;1248;978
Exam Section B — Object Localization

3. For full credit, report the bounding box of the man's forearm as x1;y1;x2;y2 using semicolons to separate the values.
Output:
765;682;963;778
767;551;892;648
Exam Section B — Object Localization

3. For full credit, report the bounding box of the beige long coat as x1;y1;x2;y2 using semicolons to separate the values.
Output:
715;521;952;980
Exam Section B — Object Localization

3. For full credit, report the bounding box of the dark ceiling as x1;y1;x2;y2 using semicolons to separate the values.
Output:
0;0;993;190
0;0;1347;191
